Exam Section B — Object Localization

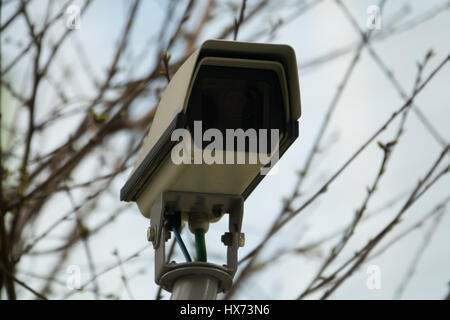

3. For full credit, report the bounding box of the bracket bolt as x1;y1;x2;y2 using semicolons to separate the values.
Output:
221;232;246;247
212;205;223;218
221;232;232;246
147;226;156;242
239;233;246;247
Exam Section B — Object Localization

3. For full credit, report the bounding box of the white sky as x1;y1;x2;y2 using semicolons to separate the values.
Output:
2;0;450;300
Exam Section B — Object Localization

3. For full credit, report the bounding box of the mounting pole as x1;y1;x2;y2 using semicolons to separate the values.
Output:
171;275;219;300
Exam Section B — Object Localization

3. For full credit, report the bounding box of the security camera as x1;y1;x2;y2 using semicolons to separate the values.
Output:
120;39;301;218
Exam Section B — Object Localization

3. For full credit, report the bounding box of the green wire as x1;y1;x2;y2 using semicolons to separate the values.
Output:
194;228;207;262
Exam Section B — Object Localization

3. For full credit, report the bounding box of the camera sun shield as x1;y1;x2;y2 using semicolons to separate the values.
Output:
120;39;301;219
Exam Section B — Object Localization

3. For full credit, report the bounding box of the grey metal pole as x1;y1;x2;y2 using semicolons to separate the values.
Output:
171;274;219;300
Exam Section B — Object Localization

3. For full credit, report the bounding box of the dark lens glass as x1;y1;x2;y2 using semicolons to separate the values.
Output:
187;65;285;152
201;81;261;132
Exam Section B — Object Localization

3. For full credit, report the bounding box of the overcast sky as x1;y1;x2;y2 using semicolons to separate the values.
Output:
2;0;449;300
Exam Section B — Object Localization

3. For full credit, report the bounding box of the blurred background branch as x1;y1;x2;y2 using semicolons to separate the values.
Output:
1;0;449;300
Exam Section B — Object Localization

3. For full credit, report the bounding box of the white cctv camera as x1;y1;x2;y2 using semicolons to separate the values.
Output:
120;39;301;218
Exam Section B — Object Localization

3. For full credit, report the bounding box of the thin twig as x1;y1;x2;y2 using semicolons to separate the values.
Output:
233;0;247;40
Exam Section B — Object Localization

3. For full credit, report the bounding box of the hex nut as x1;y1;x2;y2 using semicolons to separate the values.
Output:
221;232;233;246
147;226;156;242
239;233;245;247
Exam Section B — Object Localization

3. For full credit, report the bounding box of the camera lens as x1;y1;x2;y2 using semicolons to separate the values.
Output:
220;89;256;128
187;64;285;151
200;85;258;131
224;90;249;118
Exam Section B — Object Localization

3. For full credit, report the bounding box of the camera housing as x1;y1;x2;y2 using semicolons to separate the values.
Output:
120;39;301;218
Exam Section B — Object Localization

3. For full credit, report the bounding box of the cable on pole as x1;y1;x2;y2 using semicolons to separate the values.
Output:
172;226;192;262
194;228;207;262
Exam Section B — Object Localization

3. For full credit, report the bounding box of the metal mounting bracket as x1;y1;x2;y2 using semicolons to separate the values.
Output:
149;191;244;293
